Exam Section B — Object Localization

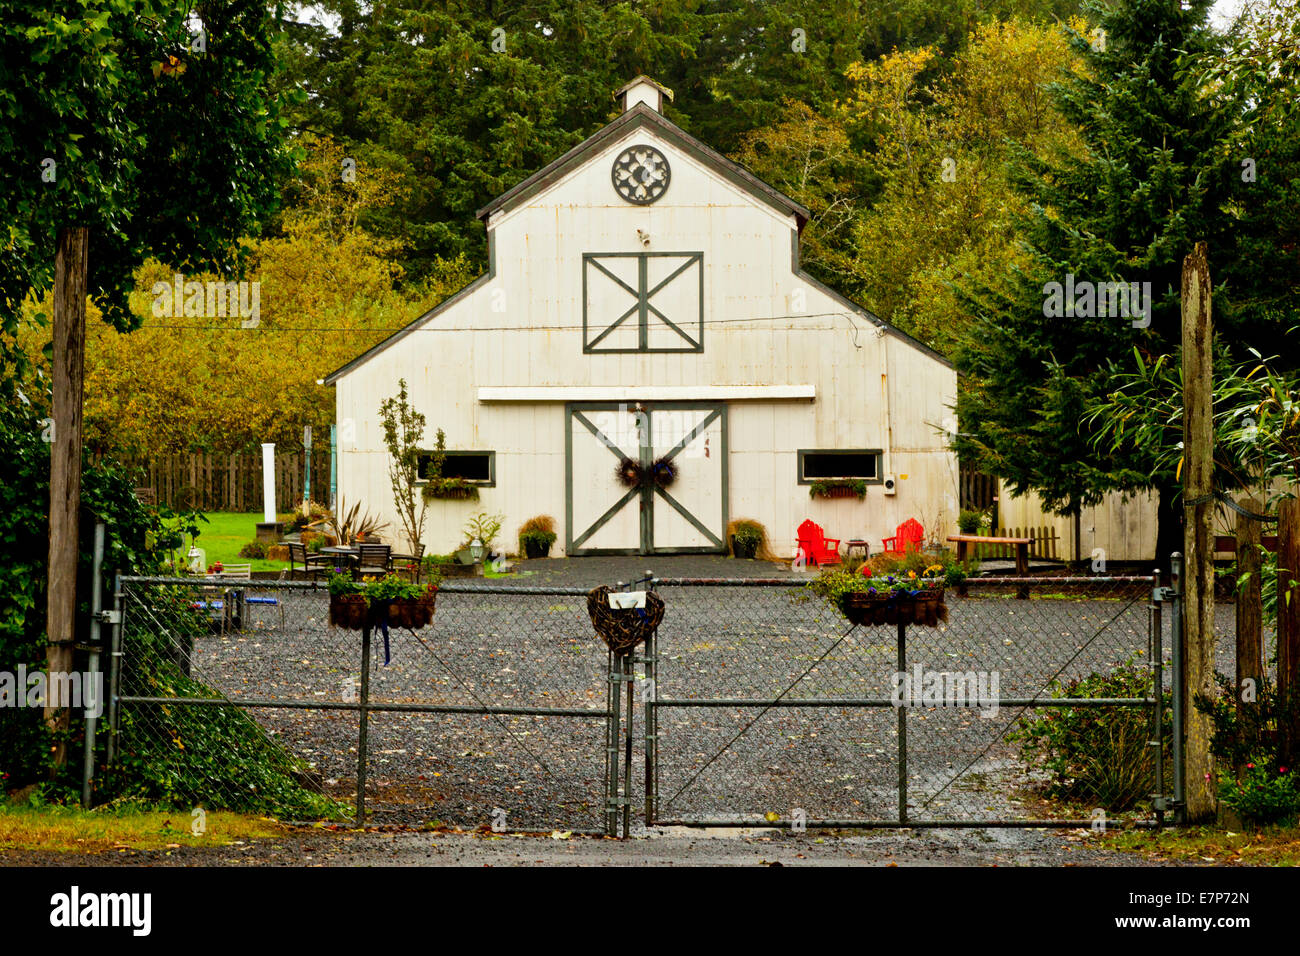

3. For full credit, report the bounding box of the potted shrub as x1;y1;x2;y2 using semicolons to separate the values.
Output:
730;520;764;559
519;515;558;558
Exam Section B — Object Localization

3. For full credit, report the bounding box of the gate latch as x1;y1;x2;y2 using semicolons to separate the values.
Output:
95;610;122;625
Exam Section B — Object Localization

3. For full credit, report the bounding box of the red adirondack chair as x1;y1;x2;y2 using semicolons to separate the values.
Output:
882;518;924;555
797;519;841;566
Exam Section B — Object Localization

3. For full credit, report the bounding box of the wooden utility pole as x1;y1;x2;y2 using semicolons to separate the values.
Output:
1235;496;1264;715
1278;499;1300;766
1180;241;1216;821
46;225;89;769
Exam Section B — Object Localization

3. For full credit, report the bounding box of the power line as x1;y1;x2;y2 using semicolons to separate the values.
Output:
133;309;885;335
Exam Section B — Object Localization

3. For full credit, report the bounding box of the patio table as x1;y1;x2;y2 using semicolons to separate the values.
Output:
319;545;361;579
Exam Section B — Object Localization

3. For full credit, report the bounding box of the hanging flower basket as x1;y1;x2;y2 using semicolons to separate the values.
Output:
586;585;665;655
838;588;948;627
382;590;438;629
329;594;370;630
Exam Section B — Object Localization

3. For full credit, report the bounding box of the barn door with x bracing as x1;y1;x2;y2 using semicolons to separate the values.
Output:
565;403;728;555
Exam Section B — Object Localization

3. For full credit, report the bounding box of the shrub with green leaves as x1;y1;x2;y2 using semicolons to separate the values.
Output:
1197;676;1300;825
238;540;267;559
1217;764;1299;825
0;397;172;790
106;584;345;820
731;521;763;554
1011;658;1170;812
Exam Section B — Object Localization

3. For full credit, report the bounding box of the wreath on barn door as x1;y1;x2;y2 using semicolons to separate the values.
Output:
615;456;643;488
614;456;678;490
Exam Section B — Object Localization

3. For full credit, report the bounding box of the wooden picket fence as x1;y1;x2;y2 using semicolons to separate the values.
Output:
958;465;998;512
115;450;332;512
968;526;1060;561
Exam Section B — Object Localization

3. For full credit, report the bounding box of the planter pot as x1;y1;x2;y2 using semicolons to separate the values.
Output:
436;561;476;577
730;535;758;559
455;548;476;566
330;591;439;630
838;588;948;627
817;486;862;500
523;538;553;559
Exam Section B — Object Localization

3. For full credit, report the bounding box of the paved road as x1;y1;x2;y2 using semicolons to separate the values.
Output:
1;826;1185;867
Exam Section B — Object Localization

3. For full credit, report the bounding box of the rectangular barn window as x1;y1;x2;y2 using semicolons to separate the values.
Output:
797;449;881;484
418;450;495;485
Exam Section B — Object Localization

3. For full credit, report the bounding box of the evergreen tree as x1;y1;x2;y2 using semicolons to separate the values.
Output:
953;0;1240;567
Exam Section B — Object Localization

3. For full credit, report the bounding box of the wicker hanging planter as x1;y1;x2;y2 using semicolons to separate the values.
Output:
383;590;438;629
838;588;948;627
587;585;665;654
329;591;439;630
329;594;370;630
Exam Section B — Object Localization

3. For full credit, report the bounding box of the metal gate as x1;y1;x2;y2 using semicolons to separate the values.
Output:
644;576;1174;829
98;573;1178;835
104;577;620;834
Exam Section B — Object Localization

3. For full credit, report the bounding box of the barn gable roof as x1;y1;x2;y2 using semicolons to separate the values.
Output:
475;101;812;227
324;91;952;384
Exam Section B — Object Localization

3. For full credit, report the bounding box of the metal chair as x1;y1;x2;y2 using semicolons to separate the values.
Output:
287;542;331;580
389;542;426;583
356;543;392;578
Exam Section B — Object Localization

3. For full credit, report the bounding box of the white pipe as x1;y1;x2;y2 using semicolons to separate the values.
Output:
261;443;276;524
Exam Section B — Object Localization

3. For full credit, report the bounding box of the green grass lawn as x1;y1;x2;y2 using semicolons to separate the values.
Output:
0;803;287;853
193;513;522;577
194;512;288;573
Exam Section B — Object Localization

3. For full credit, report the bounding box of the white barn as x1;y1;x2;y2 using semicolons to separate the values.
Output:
325;77;958;558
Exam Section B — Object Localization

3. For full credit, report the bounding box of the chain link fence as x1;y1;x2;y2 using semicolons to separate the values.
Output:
108;578;613;833
104;573;1174;834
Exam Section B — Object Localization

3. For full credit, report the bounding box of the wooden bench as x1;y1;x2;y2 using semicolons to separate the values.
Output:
949;534;1033;599
948;534;1032;573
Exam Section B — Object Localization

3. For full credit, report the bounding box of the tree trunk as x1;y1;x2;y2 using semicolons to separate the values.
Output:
46;225;89;770
1180;241;1216;822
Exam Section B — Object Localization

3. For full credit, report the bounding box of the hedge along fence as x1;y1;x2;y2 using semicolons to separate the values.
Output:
107;450;333;512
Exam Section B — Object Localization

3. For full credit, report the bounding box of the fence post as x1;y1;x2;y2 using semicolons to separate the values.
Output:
896;617;908;825
356;626;371;826
1235;497;1264;715
82;522;106;808
1150;574;1165;828
1279;499;1300;766
644;577;658;828
1169;552;1185;822
106;574;123;766
623;650;634;839
605;648;621;837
